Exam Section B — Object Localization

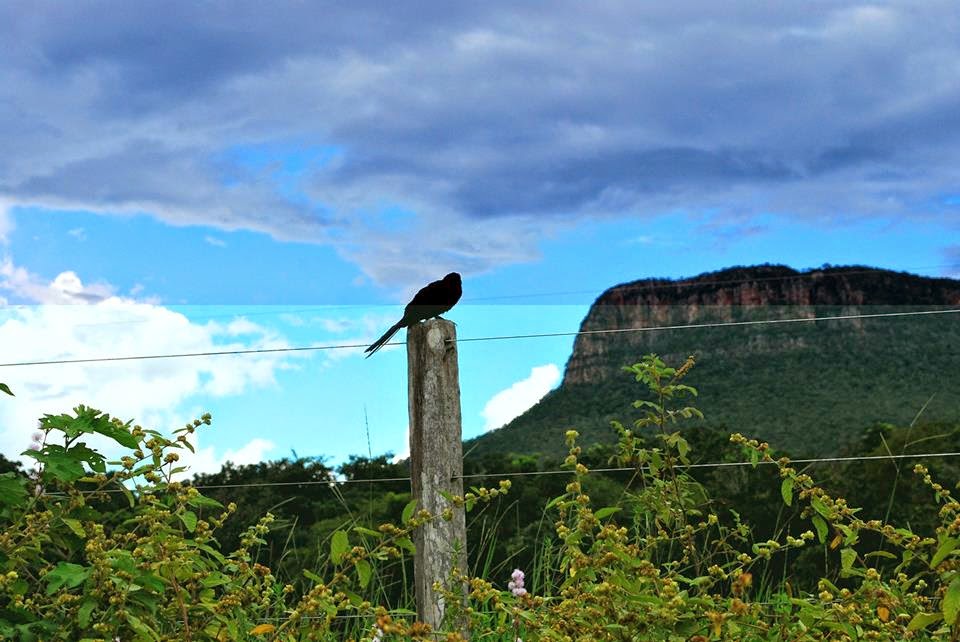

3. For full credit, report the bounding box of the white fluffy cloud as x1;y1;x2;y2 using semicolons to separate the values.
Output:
481;364;561;431
0;259;296;472
185;435;277;477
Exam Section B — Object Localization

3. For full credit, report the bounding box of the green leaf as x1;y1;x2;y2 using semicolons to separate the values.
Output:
943;576;960;624
401;498;417;525
594;507;622;520
330;530;350;564
352;526;384;539
811;515;828;544
836;523;859;546
840;548;856;575
931;536;959;568
908;611;943;631
780;478;794;506
45;562;90;595
187;494;224;510
118;483;135;508
23;445;86;483
395;537;416;554
303;569;324;584
61;518;85;538
178;510;197;533
356;559;372;589
77;600;96;628
125;612;160;641
0;472;28;508
810;496;831;519
545;494;566;510
0;383;13;396
200;572;231;588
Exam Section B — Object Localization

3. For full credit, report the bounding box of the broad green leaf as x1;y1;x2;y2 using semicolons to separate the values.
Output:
200;572;231;588
65;443;106;474
45;562;90;595
77;600;96;628
125;613;160;641
811;515;828;544
119;483;135;508
931;536;959;568
810;496;831;518
353;526;384;539
0;383;13;396
23;445;86;483
836;523;858;546
178;510;197;533
395;537;416;554
330;530;350;564
61;518;85;538
594;507;622;520
303;569;324;584
840;548;856;574
0;472;28;508
908;611;943;631
781;478;794;506
356;559;372;589
943;576;960;624
187;494;224;510
545;495;566;510
401;498;417;524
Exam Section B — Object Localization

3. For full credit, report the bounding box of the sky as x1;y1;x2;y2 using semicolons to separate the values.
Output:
1;2;959;475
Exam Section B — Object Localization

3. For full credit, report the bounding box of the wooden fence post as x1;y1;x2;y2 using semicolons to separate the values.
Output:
407;318;468;634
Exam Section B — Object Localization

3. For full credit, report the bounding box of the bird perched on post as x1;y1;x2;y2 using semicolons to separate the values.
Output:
364;272;462;357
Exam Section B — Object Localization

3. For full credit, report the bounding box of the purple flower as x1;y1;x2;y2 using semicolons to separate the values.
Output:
508;568;527;597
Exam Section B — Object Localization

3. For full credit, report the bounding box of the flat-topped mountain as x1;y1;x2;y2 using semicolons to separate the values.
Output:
466;265;960;459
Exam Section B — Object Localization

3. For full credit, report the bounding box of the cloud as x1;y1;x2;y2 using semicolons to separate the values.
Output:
0;257;114;303
2;2;960;284
482;364;561;431
0;259;299;466
204;235;226;247
68;227;86;241
185;435;276;478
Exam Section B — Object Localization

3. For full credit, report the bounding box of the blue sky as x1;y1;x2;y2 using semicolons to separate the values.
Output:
0;2;959;472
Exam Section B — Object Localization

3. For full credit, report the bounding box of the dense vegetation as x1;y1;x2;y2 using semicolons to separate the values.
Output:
2;353;960;640
467;307;960;459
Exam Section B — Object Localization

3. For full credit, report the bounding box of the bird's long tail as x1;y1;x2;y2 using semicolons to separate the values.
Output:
364;321;404;357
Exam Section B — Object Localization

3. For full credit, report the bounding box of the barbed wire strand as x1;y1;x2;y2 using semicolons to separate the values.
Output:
8;262;959;331
46;450;960;497
2;306;958;367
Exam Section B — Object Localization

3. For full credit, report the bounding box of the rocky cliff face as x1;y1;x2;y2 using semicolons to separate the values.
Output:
563;265;960;386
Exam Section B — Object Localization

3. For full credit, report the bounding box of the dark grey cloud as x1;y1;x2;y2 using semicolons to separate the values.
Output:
2;1;960;284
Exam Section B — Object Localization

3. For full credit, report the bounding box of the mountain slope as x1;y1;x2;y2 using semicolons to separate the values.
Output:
465;265;960;459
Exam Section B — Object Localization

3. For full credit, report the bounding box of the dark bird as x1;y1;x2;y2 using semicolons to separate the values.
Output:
364;272;462;357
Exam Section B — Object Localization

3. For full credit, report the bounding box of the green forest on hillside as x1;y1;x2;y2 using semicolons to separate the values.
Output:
468;308;960;460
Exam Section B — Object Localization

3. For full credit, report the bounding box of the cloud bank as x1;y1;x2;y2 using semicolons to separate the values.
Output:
482;364;561;431
2;2;959;284
0;260;295;473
